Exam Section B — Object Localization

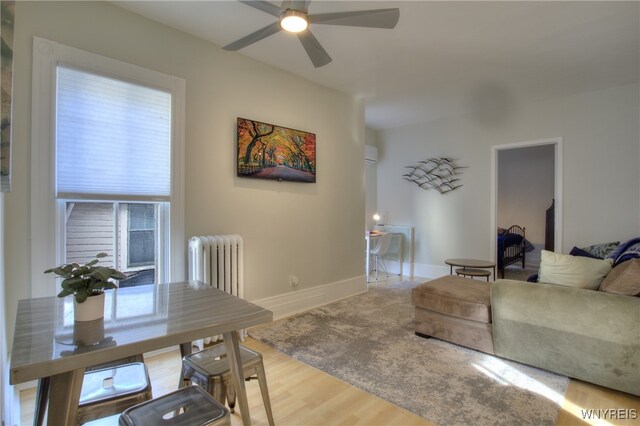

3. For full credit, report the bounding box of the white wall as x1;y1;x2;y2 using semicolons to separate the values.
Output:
497;145;555;244
4;1;365;346
377;83;640;277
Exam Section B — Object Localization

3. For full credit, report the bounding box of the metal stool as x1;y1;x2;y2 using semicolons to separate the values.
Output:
77;362;153;424
119;385;230;426
179;344;275;426
34;354;146;426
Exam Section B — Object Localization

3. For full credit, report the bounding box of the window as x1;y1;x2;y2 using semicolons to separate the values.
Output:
31;37;185;297
63;202;159;287
127;204;156;268
55;65;170;286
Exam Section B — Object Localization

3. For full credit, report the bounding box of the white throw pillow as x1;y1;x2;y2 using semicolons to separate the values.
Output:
539;250;612;290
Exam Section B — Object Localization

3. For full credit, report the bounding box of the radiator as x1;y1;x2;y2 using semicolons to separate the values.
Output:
188;234;245;344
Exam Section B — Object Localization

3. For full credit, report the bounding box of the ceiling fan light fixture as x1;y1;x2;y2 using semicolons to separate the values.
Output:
280;10;309;33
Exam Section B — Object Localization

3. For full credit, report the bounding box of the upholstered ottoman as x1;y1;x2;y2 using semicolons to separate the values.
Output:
411;276;494;354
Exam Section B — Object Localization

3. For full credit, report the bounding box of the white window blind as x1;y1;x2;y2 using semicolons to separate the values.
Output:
56;66;172;200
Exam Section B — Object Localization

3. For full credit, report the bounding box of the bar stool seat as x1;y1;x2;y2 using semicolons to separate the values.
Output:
77;362;152;424
179;344;274;426
119;385;230;426
34;354;147;426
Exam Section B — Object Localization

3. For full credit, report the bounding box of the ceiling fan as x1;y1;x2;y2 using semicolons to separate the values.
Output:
223;0;400;68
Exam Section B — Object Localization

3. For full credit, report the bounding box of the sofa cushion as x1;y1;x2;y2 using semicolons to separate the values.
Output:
414;308;494;354
411;276;491;323
539;250;612;290
599;259;640;296
491;279;640;396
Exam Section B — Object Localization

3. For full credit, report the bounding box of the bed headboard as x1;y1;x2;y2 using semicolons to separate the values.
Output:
545;199;555;251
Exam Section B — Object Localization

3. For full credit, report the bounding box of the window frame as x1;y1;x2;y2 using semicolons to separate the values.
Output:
32;37;185;297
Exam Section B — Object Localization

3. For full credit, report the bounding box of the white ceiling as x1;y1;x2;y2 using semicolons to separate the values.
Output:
114;1;640;129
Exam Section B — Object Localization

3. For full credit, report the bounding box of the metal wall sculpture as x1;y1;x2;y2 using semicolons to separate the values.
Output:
402;157;465;194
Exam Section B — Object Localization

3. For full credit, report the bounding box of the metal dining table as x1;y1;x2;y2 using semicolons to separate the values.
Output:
10;281;273;426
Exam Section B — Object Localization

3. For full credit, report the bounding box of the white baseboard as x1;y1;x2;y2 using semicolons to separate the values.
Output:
384;260;449;280
411;263;449;279
251;275;367;320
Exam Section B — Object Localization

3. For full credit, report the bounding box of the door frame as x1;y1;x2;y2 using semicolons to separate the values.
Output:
490;137;563;263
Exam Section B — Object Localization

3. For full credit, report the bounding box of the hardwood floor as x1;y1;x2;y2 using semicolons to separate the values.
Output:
556;379;640;426
19;278;639;425
19;341;640;426
19;339;429;426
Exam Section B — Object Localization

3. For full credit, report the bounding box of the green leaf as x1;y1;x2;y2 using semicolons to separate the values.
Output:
102;282;117;290
46;252;126;299
111;271;127;280
92;267;113;281
87;281;105;293
61;277;84;289
44;267;67;275
75;289;88;303
57;289;73;298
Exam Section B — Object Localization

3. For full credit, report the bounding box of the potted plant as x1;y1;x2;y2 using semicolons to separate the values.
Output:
45;252;126;322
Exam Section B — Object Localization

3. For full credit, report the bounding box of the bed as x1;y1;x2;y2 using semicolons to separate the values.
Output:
497;225;526;278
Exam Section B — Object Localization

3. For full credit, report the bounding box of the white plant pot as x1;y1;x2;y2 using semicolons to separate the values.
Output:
74;292;105;322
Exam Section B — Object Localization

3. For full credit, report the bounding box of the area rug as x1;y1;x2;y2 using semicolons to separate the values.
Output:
250;281;567;426
503;265;538;281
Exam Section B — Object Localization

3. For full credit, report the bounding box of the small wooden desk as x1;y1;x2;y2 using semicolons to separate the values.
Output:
445;258;496;281
10;282;273;426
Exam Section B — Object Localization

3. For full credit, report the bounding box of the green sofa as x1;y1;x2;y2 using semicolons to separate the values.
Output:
491;279;640;396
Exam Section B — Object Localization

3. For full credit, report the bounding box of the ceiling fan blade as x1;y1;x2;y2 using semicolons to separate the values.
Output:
239;0;282;17
297;29;332;68
281;1;309;12
281;0;292;10
309;8;400;29
223;21;282;51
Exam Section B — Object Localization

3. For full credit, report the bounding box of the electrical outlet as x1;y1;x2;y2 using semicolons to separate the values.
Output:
290;275;300;287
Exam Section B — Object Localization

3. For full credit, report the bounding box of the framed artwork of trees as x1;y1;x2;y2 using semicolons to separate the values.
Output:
1;0;15;192
237;117;316;183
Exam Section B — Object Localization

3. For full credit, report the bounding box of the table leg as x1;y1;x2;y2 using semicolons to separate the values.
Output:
47;368;84;426
223;331;252;426
398;234;404;278
365;236;371;283
179;341;192;358
34;377;49;426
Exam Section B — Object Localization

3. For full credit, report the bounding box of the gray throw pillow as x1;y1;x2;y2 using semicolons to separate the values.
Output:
581;241;620;259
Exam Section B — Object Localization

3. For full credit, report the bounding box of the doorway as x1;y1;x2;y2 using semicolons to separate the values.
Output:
490;138;563;275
